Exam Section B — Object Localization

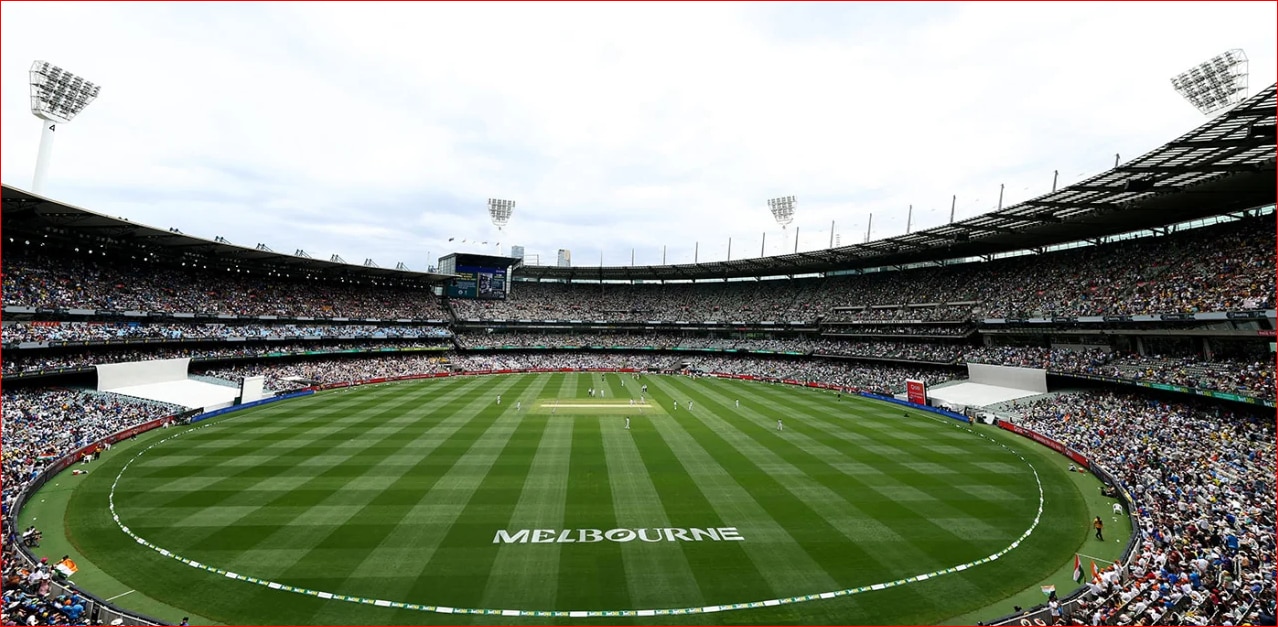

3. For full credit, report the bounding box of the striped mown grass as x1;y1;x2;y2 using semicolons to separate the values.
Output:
57;373;1089;625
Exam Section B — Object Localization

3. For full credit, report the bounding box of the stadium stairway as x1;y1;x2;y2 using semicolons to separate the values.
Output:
439;296;467;352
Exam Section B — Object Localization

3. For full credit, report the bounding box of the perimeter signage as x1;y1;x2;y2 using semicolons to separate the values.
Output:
494;527;745;544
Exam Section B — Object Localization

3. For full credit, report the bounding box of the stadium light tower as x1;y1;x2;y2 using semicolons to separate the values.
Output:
488;198;516;231
1171;50;1248;115
768;196;796;229
29;61;101;194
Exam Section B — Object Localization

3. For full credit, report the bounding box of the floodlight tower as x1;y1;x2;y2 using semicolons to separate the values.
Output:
767;195;797;255
488;198;516;230
768;196;796;229
29;61;101;194
1171;50;1248;115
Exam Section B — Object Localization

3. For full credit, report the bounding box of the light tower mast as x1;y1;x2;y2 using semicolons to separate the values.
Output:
29;61;101;194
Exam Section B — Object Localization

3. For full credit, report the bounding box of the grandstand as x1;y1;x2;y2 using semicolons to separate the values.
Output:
2;76;1275;627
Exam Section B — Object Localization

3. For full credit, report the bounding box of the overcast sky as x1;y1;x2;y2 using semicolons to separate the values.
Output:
3;2;1274;270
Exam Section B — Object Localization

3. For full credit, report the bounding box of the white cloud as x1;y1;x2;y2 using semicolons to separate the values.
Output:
3;1;1273;270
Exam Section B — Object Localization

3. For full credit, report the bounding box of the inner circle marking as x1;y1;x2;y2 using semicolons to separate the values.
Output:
107;392;1046;618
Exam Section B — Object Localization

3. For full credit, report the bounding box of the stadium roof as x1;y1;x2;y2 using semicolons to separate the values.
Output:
515;83;1277;282
438;252;524;269
1;187;457;284
2;84;1273;284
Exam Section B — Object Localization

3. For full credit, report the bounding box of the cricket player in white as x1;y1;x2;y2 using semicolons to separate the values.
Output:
735;400;740;408
688;400;694;410
625;417;631;430
777;419;784;431
516;401;521;411
496;395;501;405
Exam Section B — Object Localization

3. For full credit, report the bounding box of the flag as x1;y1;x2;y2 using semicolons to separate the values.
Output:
55;559;78;577
1072;554;1083;583
1041;585;1055;597
1091;560;1101;581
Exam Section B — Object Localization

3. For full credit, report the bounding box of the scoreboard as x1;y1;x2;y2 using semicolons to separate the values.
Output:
438;253;519;301
447;265;507;300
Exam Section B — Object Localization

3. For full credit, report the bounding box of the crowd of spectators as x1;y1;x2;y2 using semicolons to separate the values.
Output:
1008;391;1275;625
2;389;181;508
193;352;959;396
459;333;978;364
448;216;1273;323
458;332;811;352
3;251;445;319
1;548;93;626
680;356;958;395
2;388;183;626
9;325;1266;398
1;322;452;344
4;217;1272;332
194;355;452;390
447;352;669;372
962;346;1056;369
451;280;808;323
2;341;452;376
810;217;1275;321
196;353;674;389
823;324;974;336
822;306;978;323
809;339;966;363
961;347;1275;400
1097;355;1275;401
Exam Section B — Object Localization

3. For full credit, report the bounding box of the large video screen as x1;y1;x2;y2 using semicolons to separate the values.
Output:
448;265;507;300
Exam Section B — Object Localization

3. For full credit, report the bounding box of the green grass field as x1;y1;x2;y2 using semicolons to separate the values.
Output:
41;373;1107;625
